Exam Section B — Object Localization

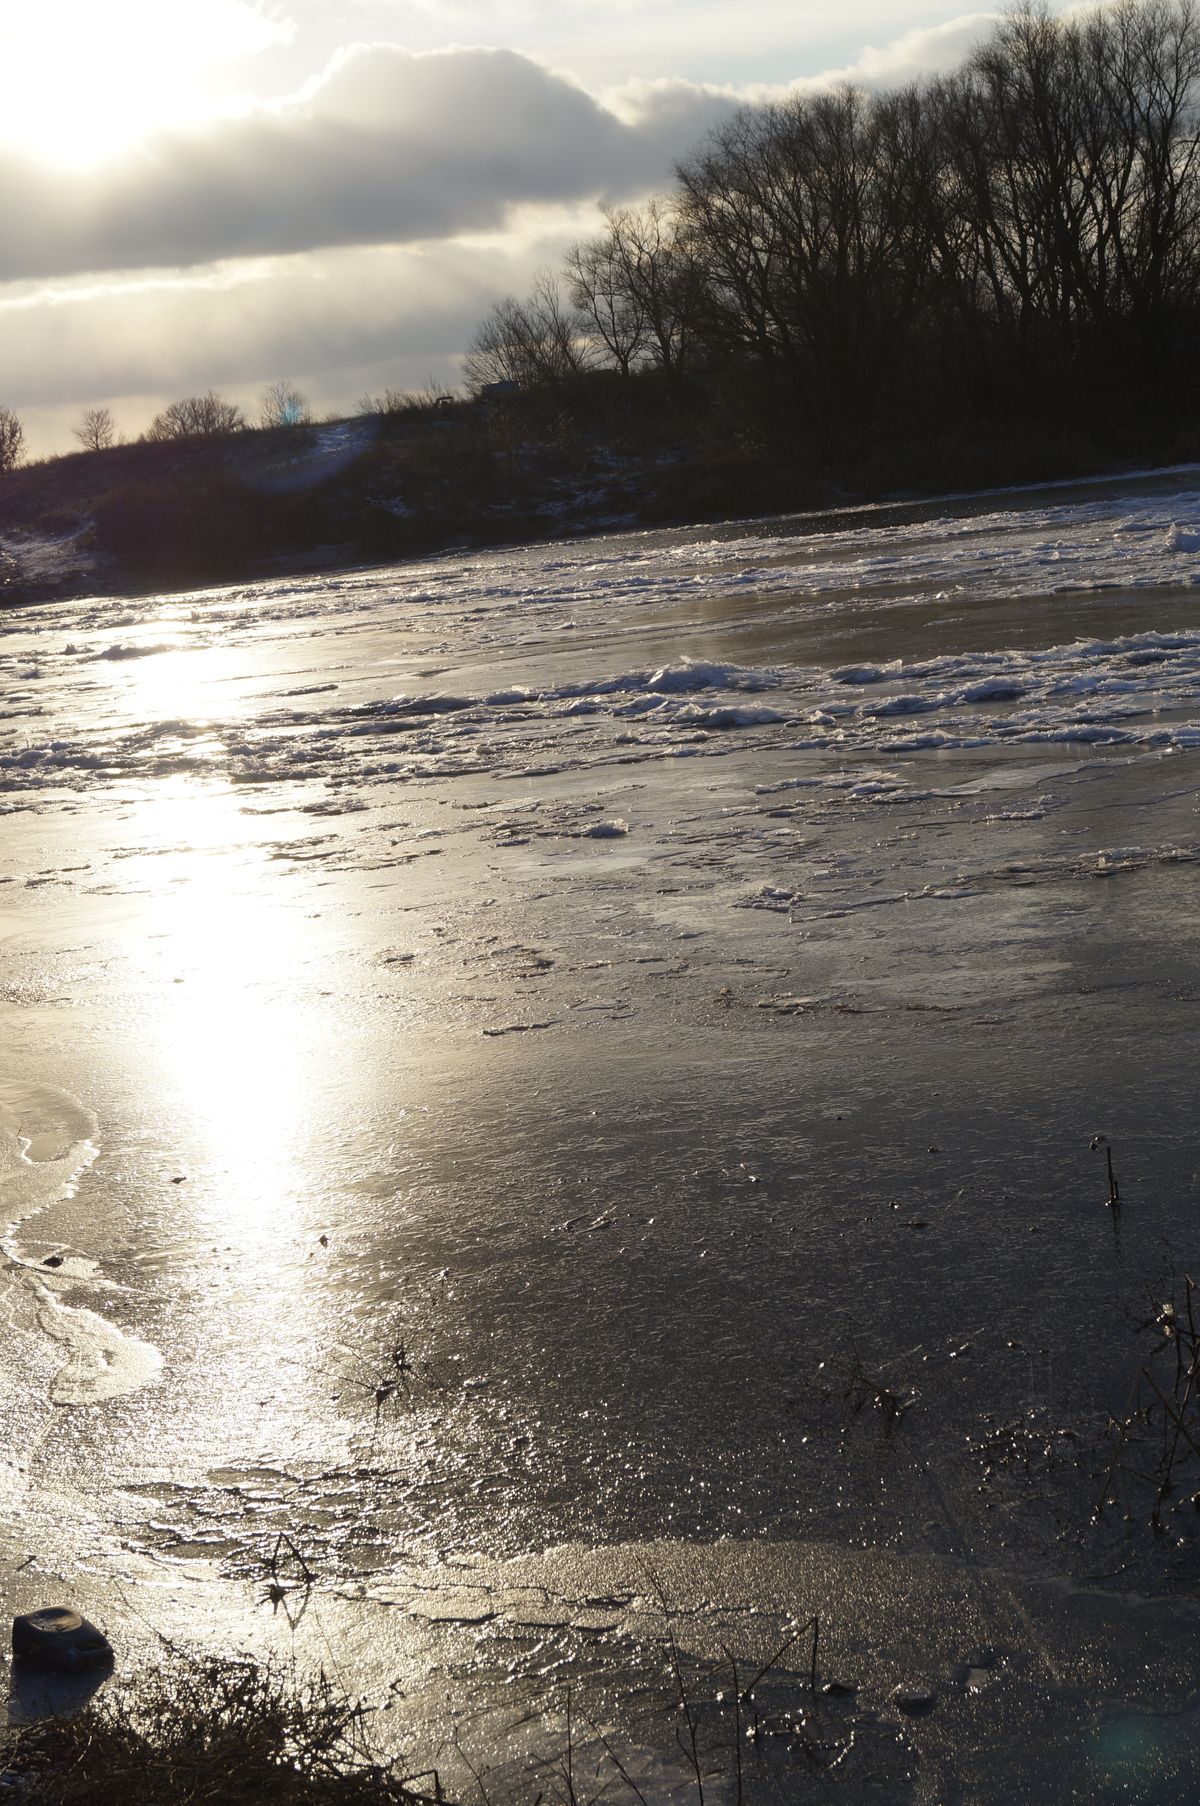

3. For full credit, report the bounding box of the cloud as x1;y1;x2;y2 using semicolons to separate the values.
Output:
0;19;1005;286
1;222;600;452
0;46;736;285
1;13;1020;452
0;249;483;407
793;14;999;91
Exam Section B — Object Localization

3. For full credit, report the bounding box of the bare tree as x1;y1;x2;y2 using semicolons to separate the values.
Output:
462;297;534;392
72;406;117;452
935;7;1100;349
603;200;699;382
1073;0;1200;351
463;271;591;394
565;232;648;377
461;0;1200;456
259;380;312;429
677;86;933;443
145;391;246;441
924;0;1200;383
0;407;24;472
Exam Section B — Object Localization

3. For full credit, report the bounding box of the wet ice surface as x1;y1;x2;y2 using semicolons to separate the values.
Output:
5;468;1200;1798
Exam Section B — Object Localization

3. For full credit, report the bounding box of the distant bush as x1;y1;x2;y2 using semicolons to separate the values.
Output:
146;391;246;442
0;1651;430;1804
259;380;313;429
356;381;455;418
0;405;25;472
73;406;117;452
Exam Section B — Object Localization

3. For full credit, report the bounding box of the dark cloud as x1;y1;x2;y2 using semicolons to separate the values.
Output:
0;46;736;282
1;228;613;457
0;243;511;408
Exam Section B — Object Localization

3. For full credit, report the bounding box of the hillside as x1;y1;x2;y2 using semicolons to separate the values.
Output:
1;389;797;605
5;378;1200;608
0;401;652;604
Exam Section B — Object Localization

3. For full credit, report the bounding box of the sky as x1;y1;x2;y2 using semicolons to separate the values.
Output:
0;1;1076;456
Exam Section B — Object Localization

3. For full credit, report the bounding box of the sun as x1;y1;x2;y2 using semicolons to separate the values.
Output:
0;0;292;168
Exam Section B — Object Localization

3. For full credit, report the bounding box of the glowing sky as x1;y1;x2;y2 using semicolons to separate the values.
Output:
0;1;1074;453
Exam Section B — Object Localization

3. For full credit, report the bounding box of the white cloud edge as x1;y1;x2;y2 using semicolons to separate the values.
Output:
4;9;1044;451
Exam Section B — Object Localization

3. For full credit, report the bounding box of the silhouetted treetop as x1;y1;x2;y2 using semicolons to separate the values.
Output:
463;0;1200;466
146;391;247;442
0;407;24;473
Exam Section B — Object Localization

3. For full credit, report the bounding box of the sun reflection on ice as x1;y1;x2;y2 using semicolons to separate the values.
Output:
121;780;361;1467
135;782;323;1254
100;637;252;739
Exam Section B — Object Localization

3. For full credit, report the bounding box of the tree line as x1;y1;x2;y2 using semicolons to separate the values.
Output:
0;382;321;473
465;0;1200;467
4;0;1198;488
0;375;467;474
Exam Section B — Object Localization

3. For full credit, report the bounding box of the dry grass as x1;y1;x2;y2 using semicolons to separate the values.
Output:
0;1654;447;1805
1098;1273;1200;1531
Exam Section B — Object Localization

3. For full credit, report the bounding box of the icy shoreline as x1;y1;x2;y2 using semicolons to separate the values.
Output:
5;475;1200;1797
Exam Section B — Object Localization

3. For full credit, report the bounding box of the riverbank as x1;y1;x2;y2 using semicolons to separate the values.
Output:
5;389;1200;609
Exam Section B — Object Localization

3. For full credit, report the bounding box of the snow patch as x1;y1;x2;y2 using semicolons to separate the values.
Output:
94;641;181;662
646;659;775;694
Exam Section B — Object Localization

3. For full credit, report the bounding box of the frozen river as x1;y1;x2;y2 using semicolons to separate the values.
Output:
5;469;1200;1800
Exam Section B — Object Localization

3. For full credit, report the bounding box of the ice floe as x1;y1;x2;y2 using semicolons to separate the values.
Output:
7;476;1200;797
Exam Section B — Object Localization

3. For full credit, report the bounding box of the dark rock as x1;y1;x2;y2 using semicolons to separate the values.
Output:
41;1256;63;1268
12;1608;112;1670
893;1684;937;1715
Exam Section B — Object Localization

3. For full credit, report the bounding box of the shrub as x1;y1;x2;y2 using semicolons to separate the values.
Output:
0;405;25;472
0;1653;438;1804
260;381;314;429
146;392;247;442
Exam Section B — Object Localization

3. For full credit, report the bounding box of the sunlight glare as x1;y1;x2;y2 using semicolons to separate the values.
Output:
150;810;310;1246
0;0;292;167
116;640;241;732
